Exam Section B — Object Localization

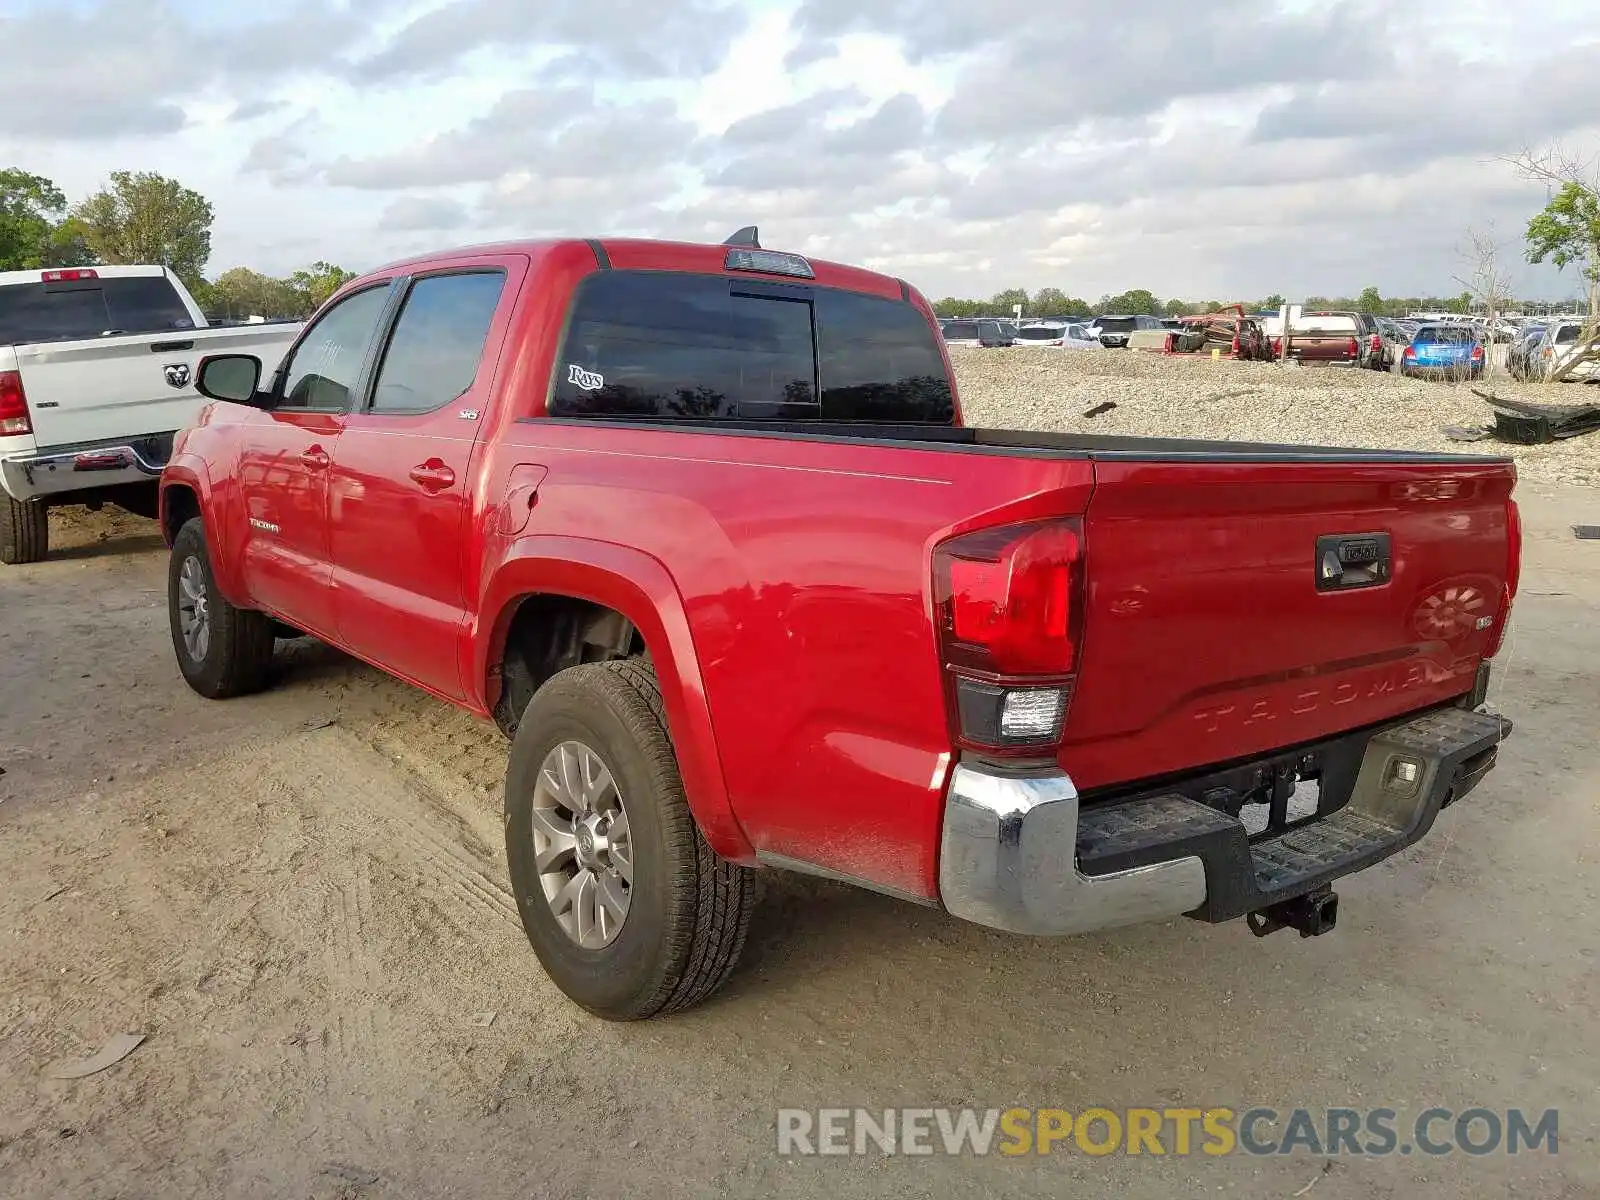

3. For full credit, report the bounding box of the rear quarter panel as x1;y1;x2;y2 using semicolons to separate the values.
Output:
477;422;1095;899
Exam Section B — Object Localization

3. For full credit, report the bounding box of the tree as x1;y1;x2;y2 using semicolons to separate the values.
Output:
290;261;358;311
1509;144;1600;380
208;267;307;320
72;171;213;288
1162;298;1189;317
1031;288;1092;319
1452;228;1514;383
1357;286;1384;313
0;168;77;270
932;297;981;318
1260;293;1286;311
990;288;1029;316
1101;288;1161;315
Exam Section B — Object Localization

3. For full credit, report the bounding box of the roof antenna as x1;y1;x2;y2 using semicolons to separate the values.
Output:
723;225;760;249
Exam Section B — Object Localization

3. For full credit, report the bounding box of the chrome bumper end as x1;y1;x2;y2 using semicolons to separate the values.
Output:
1;442;165;503
938;763;1207;936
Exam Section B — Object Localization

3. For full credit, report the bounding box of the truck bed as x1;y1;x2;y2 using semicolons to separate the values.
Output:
532;416;1509;465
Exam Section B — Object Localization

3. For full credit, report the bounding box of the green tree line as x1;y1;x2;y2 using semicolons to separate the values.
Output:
1;166;354;321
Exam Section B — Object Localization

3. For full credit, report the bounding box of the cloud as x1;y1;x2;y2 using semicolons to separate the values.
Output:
0;0;378;141
323;86;697;190
351;0;748;83
4;0;1596;303
377;195;472;231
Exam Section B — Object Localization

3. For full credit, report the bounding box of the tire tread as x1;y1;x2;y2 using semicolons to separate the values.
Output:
1;496;48;566
170;517;275;699
595;658;757;1016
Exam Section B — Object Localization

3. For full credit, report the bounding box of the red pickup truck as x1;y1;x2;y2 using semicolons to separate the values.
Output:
159;232;1519;1020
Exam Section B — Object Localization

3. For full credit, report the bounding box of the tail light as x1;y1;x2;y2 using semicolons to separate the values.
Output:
1347;336;1359;358
1272;336;1282;356
1486;499;1521;658
1230;334;1240;356
41;269;98;283
0;370;31;436
1403;346;1416;360
933;518;1084;753
1471;344;1485;361
1369;333;1383;355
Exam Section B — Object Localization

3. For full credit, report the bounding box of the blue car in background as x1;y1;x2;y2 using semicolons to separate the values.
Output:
1400;324;1485;380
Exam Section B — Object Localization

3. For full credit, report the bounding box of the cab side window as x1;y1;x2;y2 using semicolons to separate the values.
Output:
278;284;391;411
369;272;506;414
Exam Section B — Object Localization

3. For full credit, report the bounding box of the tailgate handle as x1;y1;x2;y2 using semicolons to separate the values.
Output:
150;340;195;352
1316;533;1391;591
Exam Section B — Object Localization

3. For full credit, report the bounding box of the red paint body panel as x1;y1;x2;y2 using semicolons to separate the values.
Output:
164;236;1519;904
1065;460;1515;788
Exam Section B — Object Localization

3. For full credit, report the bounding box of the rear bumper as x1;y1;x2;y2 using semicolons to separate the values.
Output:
1401;362;1481;378
938;705;1509;935
1;433;171;502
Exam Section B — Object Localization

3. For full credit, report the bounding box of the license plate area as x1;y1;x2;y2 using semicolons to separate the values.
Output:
1084;727;1375;843
1316;531;1391;591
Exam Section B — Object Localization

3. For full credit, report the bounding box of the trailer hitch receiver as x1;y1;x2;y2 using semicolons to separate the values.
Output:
1248;887;1339;938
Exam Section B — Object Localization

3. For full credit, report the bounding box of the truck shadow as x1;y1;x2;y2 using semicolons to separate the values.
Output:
46;530;167;561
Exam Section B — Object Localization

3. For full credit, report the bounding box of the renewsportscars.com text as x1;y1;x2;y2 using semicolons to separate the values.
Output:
776;1107;1558;1158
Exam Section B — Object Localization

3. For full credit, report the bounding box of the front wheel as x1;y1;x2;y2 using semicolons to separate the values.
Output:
1;495;48;565
505;659;757;1020
168;517;276;699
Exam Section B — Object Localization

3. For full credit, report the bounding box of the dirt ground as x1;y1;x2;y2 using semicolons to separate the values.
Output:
1;489;1597;1200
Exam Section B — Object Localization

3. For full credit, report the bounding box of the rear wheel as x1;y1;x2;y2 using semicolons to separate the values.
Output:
168;517;276;699
505;659;757;1020
1;495;48;565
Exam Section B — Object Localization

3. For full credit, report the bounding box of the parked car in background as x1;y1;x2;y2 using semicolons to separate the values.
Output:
1352;312;1390;371
1060;323;1100;350
0;265;300;565
1534;319;1599;381
1377;318;1410;366
1092;314;1163;348
160;231;1520;1019
1014;322;1102;350
1276;311;1362;366
1400;325;1484;380
1507;324;1548;380
942;319;1015;348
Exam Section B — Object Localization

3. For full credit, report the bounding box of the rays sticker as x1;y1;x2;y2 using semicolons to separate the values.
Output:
566;363;604;391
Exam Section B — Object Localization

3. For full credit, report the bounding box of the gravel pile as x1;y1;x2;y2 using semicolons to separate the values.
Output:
950;347;1600;487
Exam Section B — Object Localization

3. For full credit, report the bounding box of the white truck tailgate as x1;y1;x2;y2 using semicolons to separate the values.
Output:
15;325;298;450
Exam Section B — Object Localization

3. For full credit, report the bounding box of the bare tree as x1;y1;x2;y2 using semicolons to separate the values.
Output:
1452;226;1513;386
1499;142;1600;382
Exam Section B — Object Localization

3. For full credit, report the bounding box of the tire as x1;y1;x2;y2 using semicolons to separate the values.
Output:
1;495;48;565
168;517;276;699
505;658;757;1020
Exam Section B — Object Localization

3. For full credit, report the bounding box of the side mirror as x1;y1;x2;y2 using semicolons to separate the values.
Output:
196;354;271;408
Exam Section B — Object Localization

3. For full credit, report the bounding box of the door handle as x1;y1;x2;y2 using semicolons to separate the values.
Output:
409;460;456;492
299;445;330;468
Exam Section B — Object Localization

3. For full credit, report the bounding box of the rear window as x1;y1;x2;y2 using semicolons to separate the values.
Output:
1554;325;1580;345
1096;317;1136;333
550;271;954;424
942;321;979;340
0;274;194;344
1015;325;1062;341
1295;314;1357;334
1416;327;1472;344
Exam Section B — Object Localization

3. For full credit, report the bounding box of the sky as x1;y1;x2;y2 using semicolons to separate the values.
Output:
3;0;1598;304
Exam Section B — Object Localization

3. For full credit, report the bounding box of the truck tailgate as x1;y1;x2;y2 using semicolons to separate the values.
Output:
14;325;298;450
1063;455;1516;789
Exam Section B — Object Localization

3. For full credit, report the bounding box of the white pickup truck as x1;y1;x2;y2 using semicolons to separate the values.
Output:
0;265;300;564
